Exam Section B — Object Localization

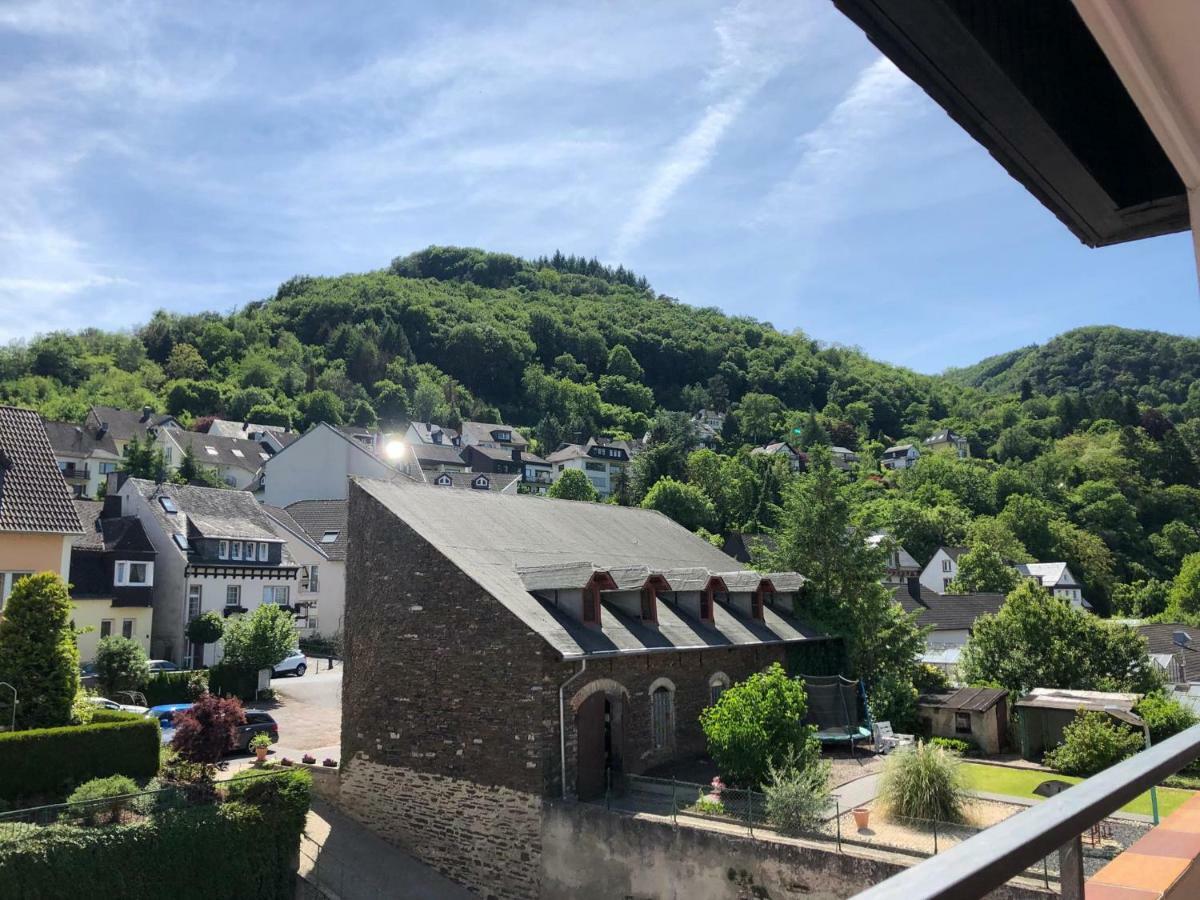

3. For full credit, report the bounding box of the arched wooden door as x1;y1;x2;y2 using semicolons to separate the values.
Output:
576;692;624;800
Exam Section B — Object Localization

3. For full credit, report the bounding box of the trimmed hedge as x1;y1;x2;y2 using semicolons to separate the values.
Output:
208;663;260;702
142;670;207;706
0;710;159;803
0;769;312;899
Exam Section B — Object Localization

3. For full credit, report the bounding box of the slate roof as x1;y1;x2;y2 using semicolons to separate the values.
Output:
261;504;326;556
426;471;520;493
1136;623;1200;657
918;686;1008;713
205;419;296;443
866;533;921;569
87;405;177;442
283;499;349;561
932;546;967;563
883;443;916;455
720;532;778;565
411;443;468;467
460;420;528;448
69;500;155;597
751;441;799;457
892;584;1006;631
354;479;821;659
0;406;84;534
466;444;549;465
408;422;460;445
126;478;286;550
1014;562;1077;587
925;430;966;445
41;418;120;459
168;430;274;472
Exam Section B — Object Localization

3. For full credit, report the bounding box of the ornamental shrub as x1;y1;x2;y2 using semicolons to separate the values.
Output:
928;737;977;756
221;604;297;672
1044;710;1144;777
1135;693;1198;745
699;663;818;787
171;694;245;763
143;669;209;706
186;611;225;646
95;636;150;697
0;572;80;729
878;742;966;823
764;749;831;834
67;775;139;825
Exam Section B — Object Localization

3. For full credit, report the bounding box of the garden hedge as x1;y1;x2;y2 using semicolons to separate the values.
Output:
142;670;207;706
0;710;159;803
208;663;259;702
0;769;312;899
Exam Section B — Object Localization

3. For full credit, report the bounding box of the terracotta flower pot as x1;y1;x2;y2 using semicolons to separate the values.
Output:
255;746;268;762
852;807;871;831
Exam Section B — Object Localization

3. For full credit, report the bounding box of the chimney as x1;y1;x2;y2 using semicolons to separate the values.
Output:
511;447;522;464
101;494;123;519
906;576;922;603
96;421;109;439
141;406;153;423
106;470;128;495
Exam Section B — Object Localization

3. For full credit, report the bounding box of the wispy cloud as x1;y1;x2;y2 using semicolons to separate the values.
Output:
611;0;814;258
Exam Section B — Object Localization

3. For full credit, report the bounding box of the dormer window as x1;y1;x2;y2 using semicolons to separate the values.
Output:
582;584;601;625
700;587;714;623
471;475;490;490
232;448;244;458
245;542;257;561
218;541;229;559
751;590;765;621
321;530;339;543
640;587;658;624
205;445;218;456
435;474;452;487
159;497;178;514
231;542;243;561
114;561;153;587
259;542;268;560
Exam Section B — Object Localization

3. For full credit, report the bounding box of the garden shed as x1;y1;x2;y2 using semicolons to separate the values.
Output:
916;687;1008;755
1014;688;1144;761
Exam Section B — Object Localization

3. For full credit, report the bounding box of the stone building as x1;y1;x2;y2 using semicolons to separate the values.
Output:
340;478;826;899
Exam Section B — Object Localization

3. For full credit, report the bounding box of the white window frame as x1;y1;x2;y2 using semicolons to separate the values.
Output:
225;585;241;607
941;559;952;572
231;541;243;560
0;572;33;609
114;561;153;587
122;619;135;640
245;542;257;562
258;542;269;561
100;619;113;638
218;540;229;560
264;585;290;606
708;672;730;706
187;584;202;620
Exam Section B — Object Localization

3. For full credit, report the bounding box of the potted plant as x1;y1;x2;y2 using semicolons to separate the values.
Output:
852;807;871;830
322;758;338;768
250;732;272;763
302;753;316;765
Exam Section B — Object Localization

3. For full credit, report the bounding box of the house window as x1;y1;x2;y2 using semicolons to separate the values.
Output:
941;559;952;572
173;533;189;551
231;542;243;560
751;590;765;621
225;585;241;607
163;447;172;464
100;619;113;638
245;542;257;562
435;474;452;486
302;565;319;592
585;461;605;472
232;448;244;458
218;540;229;559
650;681;675;750
258;542;268;560
943;578;952;592
187;584;202;620
640;587;657;624
122;619;134;639
0;572;33;608
582;585;600;625
264;585;290;606
700;587;714;623
955;712;972;735
114;561;153;586
159;496;178;514
99;461;118;474
709;672;731;705
321;531;339;543
204;445;218;456
471;475;490;490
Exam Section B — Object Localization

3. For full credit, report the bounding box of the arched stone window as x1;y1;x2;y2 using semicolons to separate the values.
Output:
649;677;676;749
708;671;731;706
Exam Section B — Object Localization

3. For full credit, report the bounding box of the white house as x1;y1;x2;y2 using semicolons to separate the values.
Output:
919;546;967;594
882;443;920;470
404;421;460;448
693;409;725;449
867;532;922;584
830;446;860;471
260;422;418;506
263;501;346;639
116;477;300;668
749;441;802;472
162;429;273;489
546;437;632;497
41;418;123;499
85;405;181;462
1014;562;1090;610
205;418;297;454
459;420;528;451
925;429;970;459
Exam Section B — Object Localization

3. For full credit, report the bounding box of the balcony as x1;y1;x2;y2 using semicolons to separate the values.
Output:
853;724;1200;899
60;466;91;482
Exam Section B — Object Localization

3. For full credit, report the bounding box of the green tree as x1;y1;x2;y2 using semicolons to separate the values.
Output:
764;448;926;725
121;434;168;481
796;410;829;450
94;635;150;696
948;547;1020;594
547;469;599;502
165;342;208;380
297;390;345;428
1166;552;1200;621
699;663;819;787
606;343;644;381
961;580;1161;696
735;393;786;445
220;603;297;672
0;572;80;728
186;611;225;648
1044;710;1145;776
640;477;716;531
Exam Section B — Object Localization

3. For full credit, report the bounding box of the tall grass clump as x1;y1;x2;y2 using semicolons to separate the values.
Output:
877;742;966;823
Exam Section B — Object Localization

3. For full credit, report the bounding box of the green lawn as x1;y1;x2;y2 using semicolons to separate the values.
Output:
960;762;1194;818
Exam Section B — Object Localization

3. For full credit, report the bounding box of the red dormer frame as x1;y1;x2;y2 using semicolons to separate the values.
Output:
639;574;671;624
700;575;726;624
583;571;617;626
750;578;776;621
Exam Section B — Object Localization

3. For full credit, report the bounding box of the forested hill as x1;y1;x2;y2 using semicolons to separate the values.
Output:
4;246;1200;620
943;326;1200;407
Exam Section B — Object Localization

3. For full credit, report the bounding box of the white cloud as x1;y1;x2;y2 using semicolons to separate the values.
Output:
611;0;813;258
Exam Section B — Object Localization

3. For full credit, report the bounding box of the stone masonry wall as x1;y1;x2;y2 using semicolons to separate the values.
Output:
548;645;787;797
340;483;555;898
340;758;543;900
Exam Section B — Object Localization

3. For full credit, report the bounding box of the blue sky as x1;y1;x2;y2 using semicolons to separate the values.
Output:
1;0;1196;373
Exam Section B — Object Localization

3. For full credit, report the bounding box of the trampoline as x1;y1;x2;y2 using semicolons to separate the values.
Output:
801;674;873;755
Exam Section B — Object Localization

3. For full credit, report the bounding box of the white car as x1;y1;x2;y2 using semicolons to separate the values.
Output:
87;696;149;715
272;650;307;677
147;659;180;673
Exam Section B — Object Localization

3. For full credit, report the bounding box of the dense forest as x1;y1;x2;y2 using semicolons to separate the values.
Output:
2;245;1198;620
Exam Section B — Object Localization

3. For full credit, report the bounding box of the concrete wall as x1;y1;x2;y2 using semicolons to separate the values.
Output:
262;425;399;506
919;704;1004;755
539;802;1050;900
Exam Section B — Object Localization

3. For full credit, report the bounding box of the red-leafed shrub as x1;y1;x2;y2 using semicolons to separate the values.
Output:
170;693;246;763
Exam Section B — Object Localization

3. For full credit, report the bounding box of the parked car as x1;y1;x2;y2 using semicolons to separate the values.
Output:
272;651;307;677
147;659;180;673
146;703;193;745
87;696;148;715
235;710;279;752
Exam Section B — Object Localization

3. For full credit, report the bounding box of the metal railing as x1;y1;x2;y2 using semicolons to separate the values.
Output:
853;723;1200;899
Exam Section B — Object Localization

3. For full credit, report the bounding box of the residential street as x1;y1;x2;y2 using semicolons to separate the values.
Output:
229;657;342;769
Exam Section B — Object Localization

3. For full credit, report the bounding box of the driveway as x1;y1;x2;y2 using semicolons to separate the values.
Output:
239;656;343;766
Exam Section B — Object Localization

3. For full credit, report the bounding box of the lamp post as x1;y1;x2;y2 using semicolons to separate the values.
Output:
0;682;16;733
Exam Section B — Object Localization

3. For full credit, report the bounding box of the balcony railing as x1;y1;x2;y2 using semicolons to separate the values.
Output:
853;723;1200;899
60;467;91;481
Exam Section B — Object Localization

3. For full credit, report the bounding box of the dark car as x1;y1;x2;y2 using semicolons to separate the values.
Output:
235;710;279;752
